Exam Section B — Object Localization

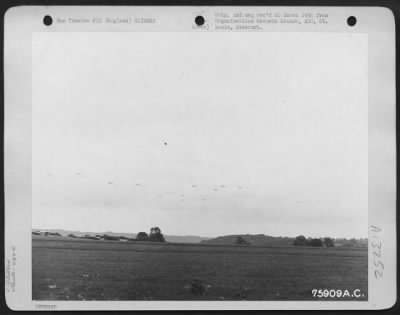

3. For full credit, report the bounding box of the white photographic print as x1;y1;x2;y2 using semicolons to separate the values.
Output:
4;6;396;311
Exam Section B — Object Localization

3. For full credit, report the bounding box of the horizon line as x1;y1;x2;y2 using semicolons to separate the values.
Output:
31;227;368;240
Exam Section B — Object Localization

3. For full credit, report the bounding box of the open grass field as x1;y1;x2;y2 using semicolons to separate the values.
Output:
32;236;367;301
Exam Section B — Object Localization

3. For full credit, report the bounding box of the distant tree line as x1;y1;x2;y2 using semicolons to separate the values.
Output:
63;227;166;243
334;237;367;247
293;235;334;247
66;233;134;241
32;231;61;237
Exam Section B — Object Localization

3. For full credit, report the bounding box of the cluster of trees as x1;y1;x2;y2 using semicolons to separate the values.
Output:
136;227;165;242
293;235;335;247
235;236;251;245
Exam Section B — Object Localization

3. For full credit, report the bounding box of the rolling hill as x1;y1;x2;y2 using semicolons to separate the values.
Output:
200;234;295;246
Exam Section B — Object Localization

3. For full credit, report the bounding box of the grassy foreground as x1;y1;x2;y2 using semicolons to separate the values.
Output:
32;236;367;301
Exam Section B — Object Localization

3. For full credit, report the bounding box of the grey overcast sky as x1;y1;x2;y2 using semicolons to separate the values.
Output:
32;32;368;238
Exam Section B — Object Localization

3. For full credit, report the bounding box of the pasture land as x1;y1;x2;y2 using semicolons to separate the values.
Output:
32;236;367;301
